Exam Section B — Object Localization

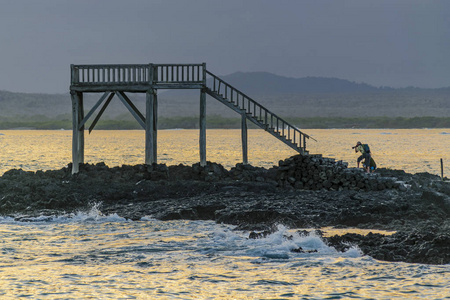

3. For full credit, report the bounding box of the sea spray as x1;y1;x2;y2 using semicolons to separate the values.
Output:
0;218;447;298
7;202;127;224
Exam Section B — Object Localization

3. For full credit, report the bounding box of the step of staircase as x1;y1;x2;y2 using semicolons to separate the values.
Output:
204;72;312;155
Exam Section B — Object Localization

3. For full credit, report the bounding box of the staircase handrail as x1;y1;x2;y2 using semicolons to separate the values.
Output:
205;70;315;143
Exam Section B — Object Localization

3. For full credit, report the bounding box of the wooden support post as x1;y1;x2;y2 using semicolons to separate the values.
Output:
153;91;158;163
242;113;248;165
202;62;206;85
146;89;158;165
200;88;207;166
71;91;84;174
78;93;85;166
71;92;79;174
441;158;444;181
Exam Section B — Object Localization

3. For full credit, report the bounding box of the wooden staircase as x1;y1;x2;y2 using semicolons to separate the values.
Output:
69;63;315;173
204;70;313;154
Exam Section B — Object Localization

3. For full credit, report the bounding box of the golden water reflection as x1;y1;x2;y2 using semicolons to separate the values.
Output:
0;129;448;177
0;220;448;299
320;227;396;237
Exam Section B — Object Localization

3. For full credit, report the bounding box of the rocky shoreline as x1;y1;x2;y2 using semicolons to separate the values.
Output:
0;154;449;265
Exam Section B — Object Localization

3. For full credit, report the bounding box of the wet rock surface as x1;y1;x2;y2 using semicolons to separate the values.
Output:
0;155;449;265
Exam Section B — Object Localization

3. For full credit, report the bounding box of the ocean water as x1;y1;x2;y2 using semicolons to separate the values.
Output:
0;129;449;299
0;128;449;177
0;207;449;299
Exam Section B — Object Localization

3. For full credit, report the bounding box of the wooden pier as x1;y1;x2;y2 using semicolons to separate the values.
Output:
70;63;313;174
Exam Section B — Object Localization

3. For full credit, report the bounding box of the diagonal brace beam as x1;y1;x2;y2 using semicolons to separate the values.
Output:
88;92;115;133
79;91;111;130
116;91;146;129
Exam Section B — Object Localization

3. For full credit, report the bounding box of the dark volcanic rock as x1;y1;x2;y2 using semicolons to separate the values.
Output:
0;156;449;265
325;224;450;265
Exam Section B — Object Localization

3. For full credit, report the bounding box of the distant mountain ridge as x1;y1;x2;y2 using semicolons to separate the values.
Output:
163;71;449;97
0;71;449;121
218;71;380;94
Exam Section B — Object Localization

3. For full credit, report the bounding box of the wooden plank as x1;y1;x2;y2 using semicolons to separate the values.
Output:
152;92;158;163
152;83;204;89
71;92;79;174
202;62;206;85
70;84;152;93
116;91;146;129
79;91;110;130
70;64;79;85
145;89;158;165
88;92;115;133
200;89;207;166
145;91;152;165
71;92;84;174
118;91;145;120
241;113;248;165
70;83;204;92
78;92;85;165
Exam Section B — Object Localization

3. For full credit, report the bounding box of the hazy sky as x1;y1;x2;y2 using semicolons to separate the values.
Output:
1;0;449;93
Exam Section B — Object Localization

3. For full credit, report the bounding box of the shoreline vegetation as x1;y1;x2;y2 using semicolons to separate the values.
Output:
1;116;450;130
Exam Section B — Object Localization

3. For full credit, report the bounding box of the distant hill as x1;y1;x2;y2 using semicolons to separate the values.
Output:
0;72;449;122
160;72;450;118
218;72;380;94
0;90;70;117
217;71;450;94
0;90;145;119
162;72;381;98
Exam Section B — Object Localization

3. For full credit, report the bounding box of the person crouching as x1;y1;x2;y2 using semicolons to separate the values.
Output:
363;157;377;173
353;141;371;173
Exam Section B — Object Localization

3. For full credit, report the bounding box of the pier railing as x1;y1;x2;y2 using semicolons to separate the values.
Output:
71;63;206;91
153;64;205;84
71;64;152;85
